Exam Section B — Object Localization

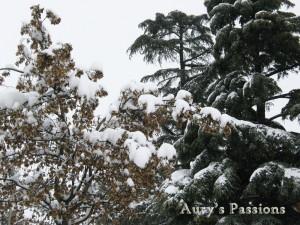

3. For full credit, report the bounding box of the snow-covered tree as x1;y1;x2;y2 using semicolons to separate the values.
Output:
0;5;109;224
128;11;213;97
129;1;300;225
127;1;300;225
133;98;300;225
1;2;300;225
112;88;202;225
204;0;300;125
93;81;179;224
0;6;176;225
133;2;300;224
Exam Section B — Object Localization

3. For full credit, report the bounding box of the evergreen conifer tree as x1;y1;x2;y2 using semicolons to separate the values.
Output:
137;1;300;225
128;11;213;98
139;101;300;225
204;0;300;125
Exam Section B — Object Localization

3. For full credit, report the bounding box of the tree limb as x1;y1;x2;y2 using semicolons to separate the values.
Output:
267;93;291;101
73;206;94;224
0;67;23;74
183;49;211;64
268;113;286;121
0;178;28;190
265;64;299;77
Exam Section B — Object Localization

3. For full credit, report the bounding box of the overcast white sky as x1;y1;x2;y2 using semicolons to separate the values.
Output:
0;0;299;132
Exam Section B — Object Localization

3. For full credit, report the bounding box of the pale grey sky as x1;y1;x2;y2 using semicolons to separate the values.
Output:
0;0;299;132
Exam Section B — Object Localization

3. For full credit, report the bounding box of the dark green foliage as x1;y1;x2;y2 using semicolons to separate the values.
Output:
157;117;300;225
206;71;256;121
213;167;242;203
204;0;300;124
130;1;300;225
128;11;213;95
281;89;300;122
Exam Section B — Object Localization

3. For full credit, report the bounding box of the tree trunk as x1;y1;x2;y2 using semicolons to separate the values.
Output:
254;55;265;123
257;101;266;123
179;27;186;88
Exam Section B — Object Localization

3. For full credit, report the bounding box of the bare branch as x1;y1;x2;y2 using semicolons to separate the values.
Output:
0;67;23;74
267;93;291;101
268;113;286;121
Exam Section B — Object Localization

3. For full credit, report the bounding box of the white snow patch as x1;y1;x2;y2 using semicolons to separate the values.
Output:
86;128;155;169
138;94;163;113
200;107;222;121
69;72;104;99
215;174;227;186
249;166;268;182
126;177;135;187
157;143;176;160
194;162;223;180
125;131;155;169
93;150;103;156
128;131;147;144
108;100;120;114
122;81;158;94
123;168;130;176
284;168;300;180
171;169;191;185
176;90;193;104
172;99;190;120
0;87;39;109
164;185;179;194
163;94;174;101
126;143;153;169
84;128;126;145
25;111;37;124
